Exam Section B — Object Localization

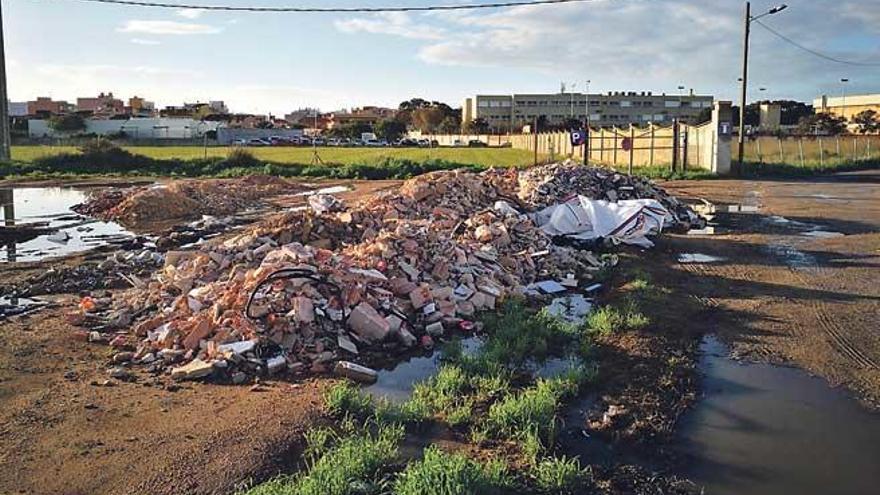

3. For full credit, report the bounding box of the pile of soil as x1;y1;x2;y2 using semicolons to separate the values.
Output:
74;176;303;227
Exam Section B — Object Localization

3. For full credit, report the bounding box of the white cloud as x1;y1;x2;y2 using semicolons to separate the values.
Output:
176;8;205;19
130;38;161;45
117;20;222;35
335;12;445;40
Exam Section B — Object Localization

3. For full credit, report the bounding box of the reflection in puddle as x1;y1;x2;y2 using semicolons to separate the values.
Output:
546;294;593;326
366;337;482;402
802;230;845;239
678;253;726;264
0;187;133;263
677;336;880;495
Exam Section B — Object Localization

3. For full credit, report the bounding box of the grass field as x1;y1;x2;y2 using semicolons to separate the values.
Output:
10;145;538;168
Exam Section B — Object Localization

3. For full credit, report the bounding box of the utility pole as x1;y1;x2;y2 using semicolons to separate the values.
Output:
0;1;11;162
736;1;750;177
737;2;788;176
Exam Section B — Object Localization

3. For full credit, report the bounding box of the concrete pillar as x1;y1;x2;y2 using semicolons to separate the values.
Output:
711;101;733;174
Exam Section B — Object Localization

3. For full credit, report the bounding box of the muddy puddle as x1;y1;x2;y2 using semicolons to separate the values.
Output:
0;187;133;263
676;335;880;495
366;337;483;402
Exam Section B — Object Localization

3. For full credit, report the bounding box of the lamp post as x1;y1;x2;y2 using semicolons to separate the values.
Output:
677;85;686;122
569;82;577;120
840;78;849;123
584;79;591;166
736;2;788;176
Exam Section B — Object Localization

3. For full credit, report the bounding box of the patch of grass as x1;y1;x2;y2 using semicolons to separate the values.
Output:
532;456;589;494
411;365;470;418
241;422;404;495
324;381;374;419
394;446;512;495
485;370;589;449
585;306;624;336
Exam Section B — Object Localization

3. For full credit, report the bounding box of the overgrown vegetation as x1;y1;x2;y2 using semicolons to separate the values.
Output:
242;281;667;495
394;447;512;495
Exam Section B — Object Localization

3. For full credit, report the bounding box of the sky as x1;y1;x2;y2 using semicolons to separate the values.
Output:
4;0;880;115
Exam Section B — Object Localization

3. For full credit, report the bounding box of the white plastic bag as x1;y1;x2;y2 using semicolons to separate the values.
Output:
532;197;670;248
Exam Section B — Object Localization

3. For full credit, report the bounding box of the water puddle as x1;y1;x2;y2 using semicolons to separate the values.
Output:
765;243;816;269
678;253;727;264
293;185;351;197
366;337;482;402
676;335;880;495
0;187;133;263
0;295;49;319
802;230;845;239
546;294;594;325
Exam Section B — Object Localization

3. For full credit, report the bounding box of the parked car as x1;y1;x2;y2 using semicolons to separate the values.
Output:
452;139;464;147
365;139;382;147
396;138;418;147
417;139;431;148
468;140;488;148
247;138;271;146
269;136;291;146
313;138;326;146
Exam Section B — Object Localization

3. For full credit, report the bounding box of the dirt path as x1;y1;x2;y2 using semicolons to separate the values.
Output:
661;170;880;407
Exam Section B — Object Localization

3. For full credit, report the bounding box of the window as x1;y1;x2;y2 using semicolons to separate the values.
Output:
653;114;665;121
664;100;680;108
478;101;490;108
642;114;653;121
620;100;632;107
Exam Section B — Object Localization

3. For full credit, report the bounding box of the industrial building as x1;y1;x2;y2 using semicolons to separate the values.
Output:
462;91;714;131
814;93;880;121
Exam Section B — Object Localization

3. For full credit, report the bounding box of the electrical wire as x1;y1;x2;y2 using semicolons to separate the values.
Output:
63;0;599;13
754;19;880;67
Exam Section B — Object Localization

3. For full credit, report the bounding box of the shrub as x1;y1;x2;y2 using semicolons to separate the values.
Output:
394;447;512;495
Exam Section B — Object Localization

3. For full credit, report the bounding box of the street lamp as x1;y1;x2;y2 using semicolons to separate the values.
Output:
584;79;591;166
840;78;849;122
677;85;686;123
737;2;789;176
569;82;577;120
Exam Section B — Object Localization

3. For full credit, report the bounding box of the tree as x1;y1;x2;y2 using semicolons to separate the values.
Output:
797;112;847;135
852;110;880;135
411;107;447;133
328;122;373;140
694;107;713;125
375;118;407;141
47;114;86;133
439;116;461;134
465;118;490;134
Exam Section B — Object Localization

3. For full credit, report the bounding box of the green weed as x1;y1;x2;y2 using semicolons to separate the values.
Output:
324;381;374;419
394;446;512;495
532;456;589;494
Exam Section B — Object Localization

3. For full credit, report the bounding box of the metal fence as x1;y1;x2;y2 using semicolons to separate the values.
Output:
744;135;880;166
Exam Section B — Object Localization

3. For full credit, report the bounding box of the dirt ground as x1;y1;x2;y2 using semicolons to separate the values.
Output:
1;170;879;494
662;170;880;408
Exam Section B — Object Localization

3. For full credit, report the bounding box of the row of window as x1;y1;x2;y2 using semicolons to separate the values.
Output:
479;99;712;108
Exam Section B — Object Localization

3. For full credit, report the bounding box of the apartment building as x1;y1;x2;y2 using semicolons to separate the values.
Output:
814;93;880;121
463;91;714;131
327;106;395;129
27;97;73;116
77;92;125;117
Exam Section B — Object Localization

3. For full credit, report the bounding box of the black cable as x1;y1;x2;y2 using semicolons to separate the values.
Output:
754;19;880;67
64;0;599;13
245;268;344;325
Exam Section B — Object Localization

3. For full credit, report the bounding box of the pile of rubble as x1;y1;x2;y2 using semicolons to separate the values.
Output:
73;176;303;228
71;161;702;383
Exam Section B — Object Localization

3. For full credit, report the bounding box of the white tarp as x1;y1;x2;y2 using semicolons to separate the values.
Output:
531;197;672;248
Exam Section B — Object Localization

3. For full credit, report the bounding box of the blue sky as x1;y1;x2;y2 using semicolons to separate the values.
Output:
5;0;880;114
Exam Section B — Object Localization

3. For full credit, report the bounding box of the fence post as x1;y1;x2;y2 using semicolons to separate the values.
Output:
533;117;538;166
682;125;689;171
852;137;857;161
671;120;679;172
868;137;872;159
756;138;762;163
777;137;784;163
649;125;655;167
599;129;605;164
628;126;635;175
612;129;618;166
798;138;805;167
836;136;840;158
819;137;824;166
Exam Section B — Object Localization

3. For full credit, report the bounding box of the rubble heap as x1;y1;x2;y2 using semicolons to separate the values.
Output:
74;176;303;228
74;162;701;383
518;162;703;228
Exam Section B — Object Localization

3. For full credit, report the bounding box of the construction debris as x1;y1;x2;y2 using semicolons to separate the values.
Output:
70;161;703;383
73;176;304;228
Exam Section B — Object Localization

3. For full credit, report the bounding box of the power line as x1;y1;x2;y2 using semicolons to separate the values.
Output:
754;19;880;67
62;0;600;13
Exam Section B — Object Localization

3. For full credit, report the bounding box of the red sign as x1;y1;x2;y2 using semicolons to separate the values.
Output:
621;137;633;151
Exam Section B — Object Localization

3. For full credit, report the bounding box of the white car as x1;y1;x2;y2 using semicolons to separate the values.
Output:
247;138;271;146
